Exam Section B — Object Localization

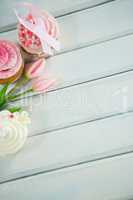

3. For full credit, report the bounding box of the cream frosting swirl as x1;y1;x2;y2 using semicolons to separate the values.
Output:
0;111;30;156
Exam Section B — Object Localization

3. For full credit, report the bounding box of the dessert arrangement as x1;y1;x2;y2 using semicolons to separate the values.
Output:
0;3;60;156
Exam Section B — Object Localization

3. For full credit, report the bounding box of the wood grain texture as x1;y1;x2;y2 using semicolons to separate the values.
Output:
0;1;133;199
44;34;133;90
1;0;133;96
13;71;133;136
0;153;133;200
0;0;112;31
2;33;133;97
0;112;133;183
1;0;133;53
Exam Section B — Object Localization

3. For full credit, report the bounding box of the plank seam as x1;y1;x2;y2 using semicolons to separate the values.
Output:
0;1;132;104
12;69;133;137
1;146;133;185
55;29;133;57
5;31;133;103
30;107;133;137
14;65;133;102
0;0;117;33
54;0;116;18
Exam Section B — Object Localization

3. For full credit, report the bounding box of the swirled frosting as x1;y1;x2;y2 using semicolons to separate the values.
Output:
0;111;30;156
18;11;60;55
0;40;22;79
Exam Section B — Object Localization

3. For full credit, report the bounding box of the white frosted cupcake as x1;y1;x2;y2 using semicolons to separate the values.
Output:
0;111;30;156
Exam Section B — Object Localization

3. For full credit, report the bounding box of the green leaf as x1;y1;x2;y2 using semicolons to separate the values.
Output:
0;103;7;111
0;83;9;107
8;106;22;113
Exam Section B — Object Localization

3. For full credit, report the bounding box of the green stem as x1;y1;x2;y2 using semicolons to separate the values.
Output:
0;102;7;111
0;83;9;109
7;76;29;97
8;88;33;101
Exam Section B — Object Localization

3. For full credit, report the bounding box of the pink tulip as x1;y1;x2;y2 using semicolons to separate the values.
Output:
32;75;56;93
25;58;46;79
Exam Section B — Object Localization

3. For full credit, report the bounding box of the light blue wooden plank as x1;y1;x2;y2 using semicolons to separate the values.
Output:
13;70;133;136
2;35;133;180
0;153;133;200
2;33;133;97
0;112;133;183
1;0;133;53
0;0;111;31
0;1;133;197
46;34;133;89
1;0;133;97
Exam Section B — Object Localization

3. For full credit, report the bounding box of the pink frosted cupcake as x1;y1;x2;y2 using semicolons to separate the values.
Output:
16;3;60;61
0;40;23;84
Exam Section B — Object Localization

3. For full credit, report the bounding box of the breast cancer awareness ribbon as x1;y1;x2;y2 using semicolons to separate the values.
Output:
14;3;60;55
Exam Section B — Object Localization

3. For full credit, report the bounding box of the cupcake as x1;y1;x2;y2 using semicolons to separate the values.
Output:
0;110;30;156
16;3;60;62
0;40;24;84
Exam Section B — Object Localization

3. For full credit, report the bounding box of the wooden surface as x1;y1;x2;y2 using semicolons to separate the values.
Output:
0;0;133;199
1;153;133;200
0;0;112;32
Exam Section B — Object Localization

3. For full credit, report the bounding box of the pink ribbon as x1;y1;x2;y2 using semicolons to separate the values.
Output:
14;3;60;55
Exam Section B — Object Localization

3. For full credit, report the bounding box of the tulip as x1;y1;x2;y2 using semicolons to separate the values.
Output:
25;58;46;79
32;75;56;93
8;74;56;101
7;58;46;97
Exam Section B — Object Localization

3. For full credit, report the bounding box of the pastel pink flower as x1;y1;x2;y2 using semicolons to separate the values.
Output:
25;58;46;79
32;75;56;93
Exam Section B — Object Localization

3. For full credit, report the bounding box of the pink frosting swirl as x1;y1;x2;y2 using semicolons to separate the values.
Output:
0;40;22;79
18;11;60;55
